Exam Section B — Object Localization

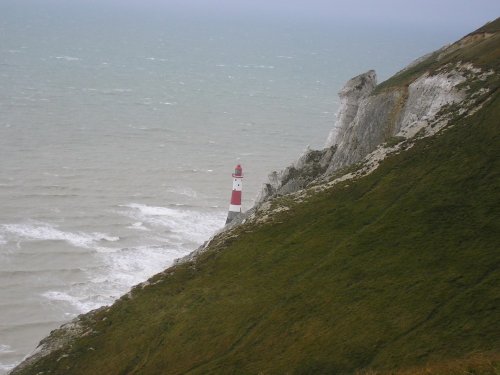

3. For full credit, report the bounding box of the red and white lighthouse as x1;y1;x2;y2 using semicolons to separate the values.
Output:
226;164;243;224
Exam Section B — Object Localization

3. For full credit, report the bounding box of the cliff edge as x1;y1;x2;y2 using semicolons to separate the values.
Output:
257;24;496;204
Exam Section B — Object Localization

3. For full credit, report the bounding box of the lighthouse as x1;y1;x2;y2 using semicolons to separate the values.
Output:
226;164;243;224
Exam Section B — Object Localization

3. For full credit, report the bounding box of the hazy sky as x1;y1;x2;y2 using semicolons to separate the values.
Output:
89;0;499;31
2;0;498;35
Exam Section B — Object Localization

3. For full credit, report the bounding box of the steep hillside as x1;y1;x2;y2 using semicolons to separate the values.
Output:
257;18;500;204
12;19;500;375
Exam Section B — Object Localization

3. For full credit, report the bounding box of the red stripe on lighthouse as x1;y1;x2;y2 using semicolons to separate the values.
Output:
230;190;242;205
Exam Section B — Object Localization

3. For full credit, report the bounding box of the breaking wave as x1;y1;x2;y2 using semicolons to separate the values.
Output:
0;222;119;248
0;345;17;373
122;203;225;243
31;204;225;314
0;345;13;354
53;56;80;61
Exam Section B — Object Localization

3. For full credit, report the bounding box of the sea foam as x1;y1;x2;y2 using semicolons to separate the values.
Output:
0;345;16;373
39;204;225;314
41;290;103;313
0;345;13;354
54;56;80;61
122;203;224;243
0;364;16;373
42;245;189;313
0;222;118;249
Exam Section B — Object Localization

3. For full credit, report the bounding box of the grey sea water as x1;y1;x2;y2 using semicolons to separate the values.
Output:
0;1;465;372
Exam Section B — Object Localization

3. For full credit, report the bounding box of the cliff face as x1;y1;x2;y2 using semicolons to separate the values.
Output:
324;70;378;148
257;39;486;203
325;85;404;173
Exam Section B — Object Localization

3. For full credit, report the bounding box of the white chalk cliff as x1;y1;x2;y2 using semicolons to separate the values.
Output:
256;52;487;204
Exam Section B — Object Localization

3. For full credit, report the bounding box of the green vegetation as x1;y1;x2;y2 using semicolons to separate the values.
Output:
375;18;500;94
357;352;500;375
384;136;406;147
14;20;500;375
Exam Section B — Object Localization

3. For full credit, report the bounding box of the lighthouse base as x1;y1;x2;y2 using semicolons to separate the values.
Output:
225;210;241;225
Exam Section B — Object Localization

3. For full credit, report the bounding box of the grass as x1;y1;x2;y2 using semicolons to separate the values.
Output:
384;136;406;147
374;18;500;94
357;352;500;375
13;21;500;375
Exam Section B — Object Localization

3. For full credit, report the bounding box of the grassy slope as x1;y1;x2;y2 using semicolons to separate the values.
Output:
374;17;500;94
17;22;500;375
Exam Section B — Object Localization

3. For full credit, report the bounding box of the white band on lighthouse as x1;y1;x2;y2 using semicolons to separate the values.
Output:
229;204;241;212
232;178;242;191
226;164;243;224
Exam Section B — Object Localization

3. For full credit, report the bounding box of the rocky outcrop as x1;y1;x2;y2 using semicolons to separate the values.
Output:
256;145;336;203
396;70;466;134
325;87;404;173
256;58;476;204
10;308;106;375
324;70;377;147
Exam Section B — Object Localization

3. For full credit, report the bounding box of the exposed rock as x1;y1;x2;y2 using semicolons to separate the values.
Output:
225;210;242;225
255;145;336;204
256;57;477;204
10;308;106;375
324;70;377;147
156;63;494;268
396;70;466;134
326;87;405;173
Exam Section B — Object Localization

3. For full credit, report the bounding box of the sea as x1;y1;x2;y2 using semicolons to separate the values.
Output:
0;1;464;372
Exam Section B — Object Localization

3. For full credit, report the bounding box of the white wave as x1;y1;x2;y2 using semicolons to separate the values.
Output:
0;362;17;372
218;63;275;69
127;222;150;231
0;235;6;246
41;244;187;313
124;203;180;217
101;245;184;285
98;234;120;242
42;290;107;313
100;88;133;95
145;57;168;62
0;345;13;354
122;203;225;244
42;291;79;304
110;88;132;93
0;345;16;374
0;223;118;249
31;205;224;323
54;56;80;61
166;186;198;198
236;64;275;69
